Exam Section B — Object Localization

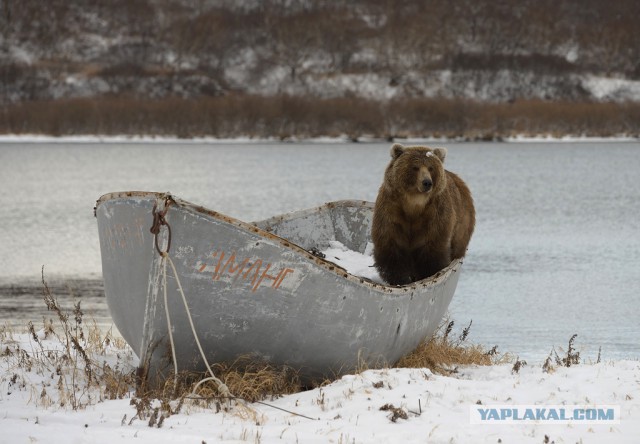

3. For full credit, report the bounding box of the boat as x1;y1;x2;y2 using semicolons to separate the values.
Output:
95;191;462;384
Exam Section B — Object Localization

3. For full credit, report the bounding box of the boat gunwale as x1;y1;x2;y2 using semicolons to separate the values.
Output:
95;191;462;295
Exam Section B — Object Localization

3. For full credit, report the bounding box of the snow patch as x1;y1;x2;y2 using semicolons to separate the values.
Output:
321;240;385;284
582;75;640;101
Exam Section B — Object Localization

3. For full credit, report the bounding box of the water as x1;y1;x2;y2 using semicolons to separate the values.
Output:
1;140;639;363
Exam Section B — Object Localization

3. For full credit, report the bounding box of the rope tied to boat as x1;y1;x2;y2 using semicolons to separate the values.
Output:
148;195;235;401
146;195;314;420
160;252;235;400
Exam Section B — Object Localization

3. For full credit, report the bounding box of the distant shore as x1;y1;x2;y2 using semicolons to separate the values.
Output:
1;133;639;144
2;97;639;142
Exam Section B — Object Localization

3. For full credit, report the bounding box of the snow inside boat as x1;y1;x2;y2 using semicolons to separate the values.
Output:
95;191;462;383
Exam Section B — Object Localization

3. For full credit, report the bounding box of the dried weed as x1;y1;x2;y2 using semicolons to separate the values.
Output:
0;271;137;411
396;319;505;375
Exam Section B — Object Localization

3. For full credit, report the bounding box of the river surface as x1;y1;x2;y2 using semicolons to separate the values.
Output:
1;139;638;363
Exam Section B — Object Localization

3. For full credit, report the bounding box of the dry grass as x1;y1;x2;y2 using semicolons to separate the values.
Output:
210;356;301;403
541;333;584;374
1;96;638;140
396;319;506;374
0;275;137;411
191;317;505;406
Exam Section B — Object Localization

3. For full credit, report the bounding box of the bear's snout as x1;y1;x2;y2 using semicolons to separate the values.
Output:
421;178;433;192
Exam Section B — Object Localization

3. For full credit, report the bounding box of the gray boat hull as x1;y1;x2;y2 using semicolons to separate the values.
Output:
95;192;462;382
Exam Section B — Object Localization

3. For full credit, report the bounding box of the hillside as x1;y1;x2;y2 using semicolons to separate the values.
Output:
1;0;639;139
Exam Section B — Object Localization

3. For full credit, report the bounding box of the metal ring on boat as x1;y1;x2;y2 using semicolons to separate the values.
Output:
150;196;173;255
154;222;171;255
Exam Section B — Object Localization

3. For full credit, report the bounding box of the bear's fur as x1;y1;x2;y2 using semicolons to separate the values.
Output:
372;143;475;285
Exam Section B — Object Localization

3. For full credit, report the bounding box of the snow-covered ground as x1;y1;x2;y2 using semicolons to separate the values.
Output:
1;330;638;443
2;242;639;443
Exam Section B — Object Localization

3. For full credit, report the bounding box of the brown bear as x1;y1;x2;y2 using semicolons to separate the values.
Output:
372;143;475;285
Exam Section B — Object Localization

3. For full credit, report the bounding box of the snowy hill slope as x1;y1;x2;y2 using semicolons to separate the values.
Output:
1;0;639;105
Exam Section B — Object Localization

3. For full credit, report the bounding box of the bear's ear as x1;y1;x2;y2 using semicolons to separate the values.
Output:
391;143;405;159
433;147;447;162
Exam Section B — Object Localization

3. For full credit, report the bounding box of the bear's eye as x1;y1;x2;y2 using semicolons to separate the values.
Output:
412;166;420;171
428;166;434;172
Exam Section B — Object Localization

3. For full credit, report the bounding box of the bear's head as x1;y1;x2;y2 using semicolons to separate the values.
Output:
384;143;447;198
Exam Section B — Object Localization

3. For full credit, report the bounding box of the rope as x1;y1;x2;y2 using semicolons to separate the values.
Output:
150;197;314;420
160;251;233;399
162;255;179;389
150;195;232;399
183;395;319;421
